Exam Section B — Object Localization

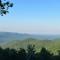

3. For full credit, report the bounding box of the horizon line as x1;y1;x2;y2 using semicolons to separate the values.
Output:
0;31;60;35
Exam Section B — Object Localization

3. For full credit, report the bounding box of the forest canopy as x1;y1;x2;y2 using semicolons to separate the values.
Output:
0;45;60;60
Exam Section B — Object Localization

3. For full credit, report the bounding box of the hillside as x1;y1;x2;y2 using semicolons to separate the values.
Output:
0;32;31;43
0;32;60;54
1;38;60;54
0;32;60;44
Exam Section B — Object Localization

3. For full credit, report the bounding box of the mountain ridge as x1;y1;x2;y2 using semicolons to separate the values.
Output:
0;32;60;43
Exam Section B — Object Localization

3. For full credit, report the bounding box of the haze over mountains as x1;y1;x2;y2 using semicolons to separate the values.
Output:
0;32;60;43
0;32;60;54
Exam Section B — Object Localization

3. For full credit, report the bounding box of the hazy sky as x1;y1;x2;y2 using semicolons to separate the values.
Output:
0;0;60;34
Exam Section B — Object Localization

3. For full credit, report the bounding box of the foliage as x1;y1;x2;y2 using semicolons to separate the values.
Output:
2;39;60;54
0;0;13;16
0;45;60;60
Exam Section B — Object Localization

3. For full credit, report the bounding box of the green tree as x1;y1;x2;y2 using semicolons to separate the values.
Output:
39;47;53;60
18;48;26;60
0;0;13;16
27;44;35;60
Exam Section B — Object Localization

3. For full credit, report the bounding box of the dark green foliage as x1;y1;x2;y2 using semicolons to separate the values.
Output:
39;47;53;60
0;45;60;60
0;0;13;16
18;48;26;60
27;45;35;60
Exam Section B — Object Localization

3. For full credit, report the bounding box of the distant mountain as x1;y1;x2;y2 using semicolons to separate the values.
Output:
0;32;31;43
0;32;60;43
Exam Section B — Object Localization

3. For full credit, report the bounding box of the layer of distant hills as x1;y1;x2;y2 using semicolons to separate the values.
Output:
0;32;60;43
0;32;60;54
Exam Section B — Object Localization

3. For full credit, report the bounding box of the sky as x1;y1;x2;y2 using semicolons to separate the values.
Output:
0;0;60;34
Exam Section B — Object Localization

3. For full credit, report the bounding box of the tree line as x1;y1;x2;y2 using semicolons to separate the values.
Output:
0;45;60;60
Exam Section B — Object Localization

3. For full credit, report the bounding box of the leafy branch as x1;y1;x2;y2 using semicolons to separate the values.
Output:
0;0;13;16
